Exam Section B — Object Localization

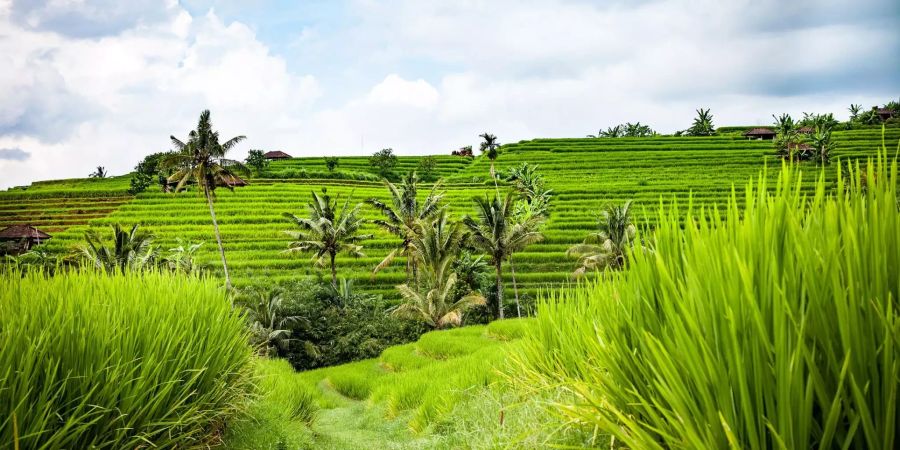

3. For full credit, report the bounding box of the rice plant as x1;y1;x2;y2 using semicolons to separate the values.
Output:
0;269;255;449
516;147;900;449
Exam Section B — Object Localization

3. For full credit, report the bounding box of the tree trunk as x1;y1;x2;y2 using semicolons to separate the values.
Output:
205;185;232;294
509;256;521;318
330;252;337;288
495;261;504;320
491;161;501;197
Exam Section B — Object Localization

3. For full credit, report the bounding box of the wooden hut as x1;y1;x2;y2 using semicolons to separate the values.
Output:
743;128;777;140
263;151;292;160
876;107;896;121
0;225;51;255
796;126;814;135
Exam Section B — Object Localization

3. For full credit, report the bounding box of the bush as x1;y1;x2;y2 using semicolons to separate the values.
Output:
517;152;900;448
0;270;255;448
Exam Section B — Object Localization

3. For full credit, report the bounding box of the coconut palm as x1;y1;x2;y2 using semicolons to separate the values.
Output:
80;224;157;273
368;171;444;282
463;193;543;319
568;201;637;275
687;108;715;136
392;273;486;329
505;162;552;316
283;188;371;287
163;110;247;290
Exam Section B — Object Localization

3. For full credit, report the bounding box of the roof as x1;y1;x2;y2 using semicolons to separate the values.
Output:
743;128;776;136
796;126;814;133
0;225;51;240
263;150;292;159
876;107;894;115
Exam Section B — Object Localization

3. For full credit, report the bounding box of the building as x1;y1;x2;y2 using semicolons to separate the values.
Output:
263;150;292;160
743;128;777;140
0;225;51;255
876;107;896;121
796;126;814;135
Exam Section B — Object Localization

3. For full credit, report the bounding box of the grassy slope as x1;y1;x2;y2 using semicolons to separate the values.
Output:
223;319;557;450
2;128;896;299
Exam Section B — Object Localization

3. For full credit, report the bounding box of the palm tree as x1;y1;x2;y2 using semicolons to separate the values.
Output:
849;104;862;121
809;124;834;165
236;287;302;357
773;113;799;162
89;166;107;178
392;273;486;329
463;193;543;320
505;162;552;316
392;211;485;328
687;108;715;136
283;188;371;287
367;171;444;283
163;110;247;290
567;201;637;276
80;224;157;273
479;133;501;194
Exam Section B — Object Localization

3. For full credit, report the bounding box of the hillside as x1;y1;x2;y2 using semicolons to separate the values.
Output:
2;128;897;299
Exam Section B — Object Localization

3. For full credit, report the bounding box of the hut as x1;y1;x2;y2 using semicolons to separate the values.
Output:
876;107;896;121
796;126;814;135
263;151;292;160
743;128;777;140
0;225;51;255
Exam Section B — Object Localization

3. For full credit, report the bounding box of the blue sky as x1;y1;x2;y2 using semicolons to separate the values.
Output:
1;0;898;188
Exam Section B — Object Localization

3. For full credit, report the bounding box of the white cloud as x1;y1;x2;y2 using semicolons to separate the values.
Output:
0;0;897;188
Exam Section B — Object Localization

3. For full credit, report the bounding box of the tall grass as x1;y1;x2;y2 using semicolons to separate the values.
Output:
0;270;255;449
517;149;900;449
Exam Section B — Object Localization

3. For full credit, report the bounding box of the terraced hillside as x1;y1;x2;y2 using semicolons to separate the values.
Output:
2;128;896;300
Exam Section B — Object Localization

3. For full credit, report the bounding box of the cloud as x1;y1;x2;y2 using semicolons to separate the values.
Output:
10;0;175;38
0;147;29;160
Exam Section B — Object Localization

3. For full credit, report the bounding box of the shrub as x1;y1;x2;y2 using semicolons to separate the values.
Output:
517;151;900;448
0;270;255;449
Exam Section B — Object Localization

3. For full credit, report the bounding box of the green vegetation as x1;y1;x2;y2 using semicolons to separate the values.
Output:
0;270;254;448
515;150;900;448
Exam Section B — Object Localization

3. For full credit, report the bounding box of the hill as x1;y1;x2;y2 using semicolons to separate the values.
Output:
2;127;897;299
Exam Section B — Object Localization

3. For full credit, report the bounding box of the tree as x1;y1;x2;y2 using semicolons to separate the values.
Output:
773;113;801;161
236;287;302;357
283;188;371;287
90;166;107;178
392;212;485;328
623;122;655;137
368;171;444;283
80;224;157;273
370;148;397;179
418;155;437;180
505;162;552;316
479;133;501;183
463;193;543;320
245;149;269;176
849;104;862;121
325;156;339;172
567;201;637;275
809;124;834;165
163;109;247;291
686;108;715;136
129;151;171;195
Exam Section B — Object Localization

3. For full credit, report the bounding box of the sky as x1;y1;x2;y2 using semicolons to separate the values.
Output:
0;0;898;189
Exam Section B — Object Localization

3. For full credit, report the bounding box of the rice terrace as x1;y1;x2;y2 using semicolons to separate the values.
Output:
1;1;899;449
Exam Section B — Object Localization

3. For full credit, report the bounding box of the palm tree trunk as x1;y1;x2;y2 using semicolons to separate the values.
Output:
491;161;501;197
495;261;504;320
330;252;337;288
205;185;232;293
509;256;521;318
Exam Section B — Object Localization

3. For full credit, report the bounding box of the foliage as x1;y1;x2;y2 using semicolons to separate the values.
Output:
283;188;371;287
590;122;655;138
0;270;254;449
89;166;107;178
517;150;900;449
79;223;158;273
166;238;205;274
685;107;715;136
245;149;270;175
479;133;500;179
567;200;638;275
163;109;247;290
809;123;835;164
418;155;437;181
463;193;543;319
325;156;339;172
369;148;398;179
368;171;445;282
236;286;303;357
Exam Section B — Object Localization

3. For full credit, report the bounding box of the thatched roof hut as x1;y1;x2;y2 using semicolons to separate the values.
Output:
263;151;292;160
743;128;777;140
0;225;51;254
